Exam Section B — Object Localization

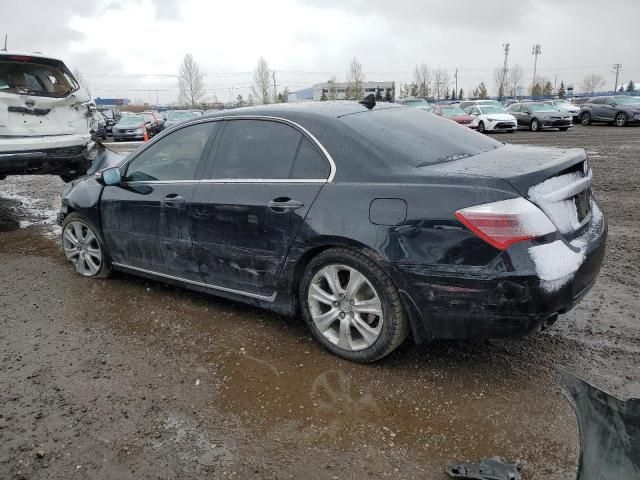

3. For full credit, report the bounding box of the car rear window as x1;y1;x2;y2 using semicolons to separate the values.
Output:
0;57;79;97
341;107;502;167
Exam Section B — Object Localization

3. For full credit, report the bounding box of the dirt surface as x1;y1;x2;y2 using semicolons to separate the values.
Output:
1;125;638;479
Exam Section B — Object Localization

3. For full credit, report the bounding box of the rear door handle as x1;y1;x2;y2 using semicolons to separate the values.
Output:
268;197;304;212
162;194;184;207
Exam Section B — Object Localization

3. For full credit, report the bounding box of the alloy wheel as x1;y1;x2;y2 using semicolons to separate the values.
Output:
615;113;627;127
62;220;103;276
307;264;383;351
581;113;591;125
531;119;539;131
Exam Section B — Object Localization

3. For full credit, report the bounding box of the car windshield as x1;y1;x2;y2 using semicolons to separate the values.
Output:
441;106;466;115
612;96;640;105
342;106;502;167
168;110;195;120
478;100;503;107
0;57;79;97
528;103;557;112
479;106;506;114
117;115;144;126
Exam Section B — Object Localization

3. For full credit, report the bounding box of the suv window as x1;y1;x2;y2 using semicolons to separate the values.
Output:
212;120;301;179
291;138;330;179
125;122;217;182
509;104;521;112
590;98;604;104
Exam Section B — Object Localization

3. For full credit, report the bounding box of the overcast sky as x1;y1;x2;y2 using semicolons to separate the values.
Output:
4;0;640;104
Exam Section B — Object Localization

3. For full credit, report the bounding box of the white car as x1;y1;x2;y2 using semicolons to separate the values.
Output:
543;99;581;121
464;105;518;133
0;52;96;181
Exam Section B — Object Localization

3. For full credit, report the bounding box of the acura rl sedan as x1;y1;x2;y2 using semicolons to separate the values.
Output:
58;100;606;363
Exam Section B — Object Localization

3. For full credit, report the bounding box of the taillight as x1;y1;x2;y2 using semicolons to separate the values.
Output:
455;197;556;250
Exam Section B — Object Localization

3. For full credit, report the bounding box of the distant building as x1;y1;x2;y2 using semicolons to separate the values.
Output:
287;88;313;103
95;97;131;107
312;81;395;101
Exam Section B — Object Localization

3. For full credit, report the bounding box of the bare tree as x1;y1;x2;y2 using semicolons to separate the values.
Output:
72;68;91;96
583;73;606;94
508;64;523;97
178;54;205;108
413;63;431;99
250;57;272;105
327;75;338;100
433;68;449;100
345;57;365;100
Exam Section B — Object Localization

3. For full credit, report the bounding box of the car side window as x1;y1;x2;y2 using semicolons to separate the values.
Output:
510;104;521;112
211;120;301;179
125;122;217;182
291;137;330;179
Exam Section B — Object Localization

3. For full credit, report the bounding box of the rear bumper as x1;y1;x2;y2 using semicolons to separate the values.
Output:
391;210;607;343
0;139;93;177
113;133;145;141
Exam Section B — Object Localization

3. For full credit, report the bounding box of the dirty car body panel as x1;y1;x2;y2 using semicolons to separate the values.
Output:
0;52;95;178
59;102;606;345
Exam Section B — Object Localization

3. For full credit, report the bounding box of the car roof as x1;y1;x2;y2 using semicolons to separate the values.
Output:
0;51;66;63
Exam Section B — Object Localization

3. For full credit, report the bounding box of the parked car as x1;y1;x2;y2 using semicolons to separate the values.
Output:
506;102;573;131
93;111;108;140
112;114;151;141
192;109;204;117
459;99;504;109
543;99;580;121
0;52;96;181
58;101;606;363
164;109;197;128
430;105;476;128
98;108;120;133
142;111;163;134
579;96;640;127
464;105;517;133
398;99;431;109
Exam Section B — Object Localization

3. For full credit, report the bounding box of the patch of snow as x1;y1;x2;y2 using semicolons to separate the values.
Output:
529;240;585;293
0;183;59;229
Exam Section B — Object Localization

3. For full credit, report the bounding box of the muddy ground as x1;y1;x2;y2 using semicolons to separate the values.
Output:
1;125;638;480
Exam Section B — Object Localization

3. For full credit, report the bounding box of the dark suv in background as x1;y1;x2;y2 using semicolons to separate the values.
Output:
579;96;640;127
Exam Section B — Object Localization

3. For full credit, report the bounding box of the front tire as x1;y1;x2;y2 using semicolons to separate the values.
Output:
615;112;627;127
477;121;486;134
62;213;112;278
530;118;540;132
299;248;408;363
581;112;592;125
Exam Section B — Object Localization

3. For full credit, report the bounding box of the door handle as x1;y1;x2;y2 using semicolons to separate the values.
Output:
162;194;185;207
268;197;304;212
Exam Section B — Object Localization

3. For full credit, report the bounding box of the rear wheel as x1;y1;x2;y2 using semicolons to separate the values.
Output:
615;112;627;127
530;118;540;132
300;248;408;363
581;112;592;125
477;121;486;134
62;213;112;278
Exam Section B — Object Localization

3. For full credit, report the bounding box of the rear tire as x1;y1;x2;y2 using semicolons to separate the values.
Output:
530;118;540;132
615;112;627;127
62;213;112;279
581;112;592;125
299;248;408;363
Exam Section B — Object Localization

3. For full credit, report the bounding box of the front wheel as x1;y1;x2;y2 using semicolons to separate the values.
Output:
581;112;592;125
62;213;112;278
615;112;627;127
477;121;486;134
530;119;540;132
300;248;408;363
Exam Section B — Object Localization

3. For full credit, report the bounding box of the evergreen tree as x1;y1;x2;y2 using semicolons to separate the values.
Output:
451;88;456;101
627;80;636;92
410;82;419;98
619;85;625;92
235;94;244;107
320;89;327;101
531;83;543;96
558;82;566;99
477;82;488;99
384;88;392;102
445;90;450;100
458;88;464;100
542;81;553;96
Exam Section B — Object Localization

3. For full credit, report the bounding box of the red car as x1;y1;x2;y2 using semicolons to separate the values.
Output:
431;105;476;128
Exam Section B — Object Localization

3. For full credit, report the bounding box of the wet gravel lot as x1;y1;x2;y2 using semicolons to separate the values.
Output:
1;125;639;479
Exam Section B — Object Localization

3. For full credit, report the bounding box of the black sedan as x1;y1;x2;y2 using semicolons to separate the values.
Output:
58;101;606;363
506;102;573;131
112;114;154;141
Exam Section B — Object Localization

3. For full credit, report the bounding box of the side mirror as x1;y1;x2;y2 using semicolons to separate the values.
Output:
99;167;122;186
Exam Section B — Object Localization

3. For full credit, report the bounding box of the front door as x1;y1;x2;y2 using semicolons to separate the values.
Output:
191;119;331;296
101;121;219;278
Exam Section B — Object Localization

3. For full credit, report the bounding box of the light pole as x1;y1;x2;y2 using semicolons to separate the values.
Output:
531;44;542;94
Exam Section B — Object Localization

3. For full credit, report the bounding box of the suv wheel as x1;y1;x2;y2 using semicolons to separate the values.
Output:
300;248;408;363
581;112;592;125
62;213;112;278
615;112;627;127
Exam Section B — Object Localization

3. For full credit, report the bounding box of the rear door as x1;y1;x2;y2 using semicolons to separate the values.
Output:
191;118;330;296
101;121;219;278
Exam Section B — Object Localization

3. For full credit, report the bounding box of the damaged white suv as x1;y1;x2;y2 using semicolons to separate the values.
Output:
0;52;96;181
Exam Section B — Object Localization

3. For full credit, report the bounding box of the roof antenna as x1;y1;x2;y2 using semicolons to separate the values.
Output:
2;34;7;52
359;93;376;110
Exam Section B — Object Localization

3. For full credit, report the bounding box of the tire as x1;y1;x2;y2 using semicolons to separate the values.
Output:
477;121;486;134
615;112;627;127
62;213;112;279
299;248;408;363
581;112;592;125
530;118;540;132
559;127;569;131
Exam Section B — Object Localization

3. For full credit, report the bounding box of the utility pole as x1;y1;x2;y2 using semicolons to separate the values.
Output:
531;44;542;93
454;68;458;95
554;74;558;94
500;43;510;100
612;63;622;92
2;34;7;51
272;71;277;103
